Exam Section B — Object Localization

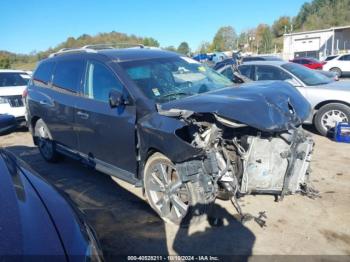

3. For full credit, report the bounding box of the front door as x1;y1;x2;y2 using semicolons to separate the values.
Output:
338;54;350;72
75;59;137;174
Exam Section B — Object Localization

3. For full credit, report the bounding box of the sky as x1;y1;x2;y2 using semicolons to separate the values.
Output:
0;0;308;54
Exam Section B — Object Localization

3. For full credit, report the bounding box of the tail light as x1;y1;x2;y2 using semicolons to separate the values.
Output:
22;87;28;99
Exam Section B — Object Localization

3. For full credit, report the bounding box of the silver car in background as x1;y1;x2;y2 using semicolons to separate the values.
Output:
220;61;350;136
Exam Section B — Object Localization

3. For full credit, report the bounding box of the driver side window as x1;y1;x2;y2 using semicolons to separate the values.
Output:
84;60;123;102
255;65;292;81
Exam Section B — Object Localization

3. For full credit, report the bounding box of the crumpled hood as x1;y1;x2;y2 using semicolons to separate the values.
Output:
160;81;311;132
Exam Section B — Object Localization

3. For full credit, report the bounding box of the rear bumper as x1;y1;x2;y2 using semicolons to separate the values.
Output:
16;116;27;127
0;104;26;118
0;116;17;135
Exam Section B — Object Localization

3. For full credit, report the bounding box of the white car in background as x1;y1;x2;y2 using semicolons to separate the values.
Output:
0;69;30;124
323;53;350;77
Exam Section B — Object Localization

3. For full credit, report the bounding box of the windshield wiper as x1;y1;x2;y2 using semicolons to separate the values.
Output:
161;92;194;99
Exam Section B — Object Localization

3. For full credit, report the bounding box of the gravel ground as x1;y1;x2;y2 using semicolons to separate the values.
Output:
0;127;349;260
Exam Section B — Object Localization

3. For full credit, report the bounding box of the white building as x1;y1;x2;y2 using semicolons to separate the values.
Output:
283;25;350;60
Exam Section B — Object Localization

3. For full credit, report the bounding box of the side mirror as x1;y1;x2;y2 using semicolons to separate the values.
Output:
109;89;127;108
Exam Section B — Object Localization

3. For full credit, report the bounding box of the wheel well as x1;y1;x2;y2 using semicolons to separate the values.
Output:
314;100;350;110
31;116;40;129
138;147;162;179
30;116;40;145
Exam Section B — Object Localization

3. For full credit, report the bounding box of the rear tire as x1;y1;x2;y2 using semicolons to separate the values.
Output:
34;119;61;162
314;103;350;136
330;67;342;77
143;152;210;226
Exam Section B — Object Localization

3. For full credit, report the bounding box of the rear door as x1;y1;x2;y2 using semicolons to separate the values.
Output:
45;58;85;150
75;59;137;174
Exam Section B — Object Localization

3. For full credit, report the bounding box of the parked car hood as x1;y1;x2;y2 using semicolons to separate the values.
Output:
160;81;311;132
0;150;65;256
0;150;98;259
0;85;26;96
317;81;350;91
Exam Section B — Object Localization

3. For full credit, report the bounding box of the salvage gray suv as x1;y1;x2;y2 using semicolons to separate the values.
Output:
26;46;315;225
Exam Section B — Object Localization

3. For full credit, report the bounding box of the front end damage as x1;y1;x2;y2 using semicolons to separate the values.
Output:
160;110;316;226
149;82;318;226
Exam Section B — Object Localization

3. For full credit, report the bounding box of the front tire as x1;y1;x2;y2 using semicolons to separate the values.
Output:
314;103;350;136
143;152;209;226
34;119;61;162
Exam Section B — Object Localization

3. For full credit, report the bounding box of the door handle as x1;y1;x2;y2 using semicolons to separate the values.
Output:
39;100;49;105
77;111;89;119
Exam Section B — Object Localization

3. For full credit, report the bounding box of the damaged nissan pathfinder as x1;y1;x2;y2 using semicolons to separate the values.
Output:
26;46;315;226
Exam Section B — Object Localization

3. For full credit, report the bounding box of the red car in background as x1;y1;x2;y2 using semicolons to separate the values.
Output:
290;57;326;70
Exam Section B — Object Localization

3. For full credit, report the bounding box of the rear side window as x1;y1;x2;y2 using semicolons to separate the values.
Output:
33;61;55;85
325;55;337;61
53;59;84;93
84;60;123;102
238;65;253;79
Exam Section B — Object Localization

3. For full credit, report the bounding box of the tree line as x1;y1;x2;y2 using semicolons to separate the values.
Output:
197;0;350;54
1;0;349;69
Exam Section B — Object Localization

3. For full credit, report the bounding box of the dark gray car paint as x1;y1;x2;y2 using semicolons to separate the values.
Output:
0;149;102;259
27;49;311;184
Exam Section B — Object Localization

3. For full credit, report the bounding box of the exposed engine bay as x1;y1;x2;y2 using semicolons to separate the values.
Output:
172;112;316;226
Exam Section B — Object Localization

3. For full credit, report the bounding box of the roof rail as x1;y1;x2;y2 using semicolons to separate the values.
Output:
49;47;97;58
82;43;145;50
48;43;145;58
82;44;115;50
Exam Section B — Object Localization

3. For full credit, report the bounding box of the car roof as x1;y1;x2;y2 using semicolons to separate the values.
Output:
243;55;280;59
241;60;288;66
45;48;180;63
0;69;27;73
294;57;318;60
99;48;179;62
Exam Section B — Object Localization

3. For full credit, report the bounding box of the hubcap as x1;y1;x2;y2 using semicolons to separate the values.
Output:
321;110;348;130
147;162;189;220
331;69;340;76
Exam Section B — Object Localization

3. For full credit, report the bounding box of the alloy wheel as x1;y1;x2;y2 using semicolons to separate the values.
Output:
321;109;348;131
146;162;190;221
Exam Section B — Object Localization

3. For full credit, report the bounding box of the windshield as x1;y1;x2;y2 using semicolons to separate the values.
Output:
281;63;332;86
120;56;233;103
325;55;337;61
0;72;30;87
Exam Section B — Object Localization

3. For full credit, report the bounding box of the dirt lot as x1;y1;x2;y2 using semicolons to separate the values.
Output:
1;127;350;260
